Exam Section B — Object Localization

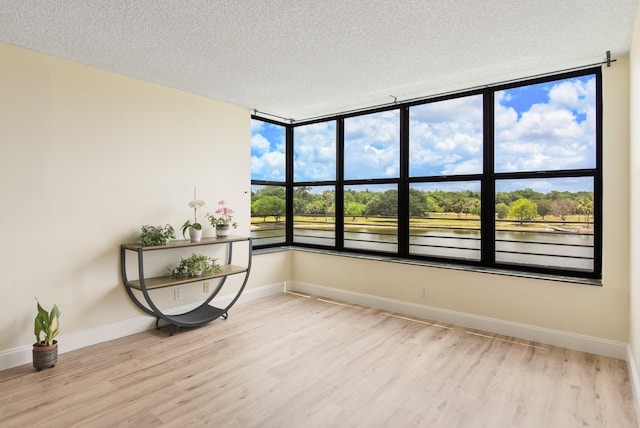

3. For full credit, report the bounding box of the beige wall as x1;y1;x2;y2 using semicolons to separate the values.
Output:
630;6;640;376
0;42;257;351
291;59;632;343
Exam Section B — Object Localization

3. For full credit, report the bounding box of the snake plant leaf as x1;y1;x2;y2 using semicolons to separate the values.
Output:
49;305;60;343
34;314;44;343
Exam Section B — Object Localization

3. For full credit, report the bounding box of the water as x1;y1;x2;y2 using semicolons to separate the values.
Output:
251;226;594;272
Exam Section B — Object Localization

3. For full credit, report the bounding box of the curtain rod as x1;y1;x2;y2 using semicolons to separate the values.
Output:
252;52;616;125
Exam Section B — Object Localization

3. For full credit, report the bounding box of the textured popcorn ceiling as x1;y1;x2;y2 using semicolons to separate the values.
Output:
0;1;638;121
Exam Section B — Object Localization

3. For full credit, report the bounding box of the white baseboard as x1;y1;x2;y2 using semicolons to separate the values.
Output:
627;346;640;427
289;281;628;360
0;282;284;371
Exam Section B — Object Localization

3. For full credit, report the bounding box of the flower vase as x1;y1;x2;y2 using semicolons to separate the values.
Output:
189;227;202;243
216;224;231;237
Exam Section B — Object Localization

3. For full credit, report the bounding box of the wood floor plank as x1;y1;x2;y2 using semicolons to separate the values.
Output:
0;292;636;427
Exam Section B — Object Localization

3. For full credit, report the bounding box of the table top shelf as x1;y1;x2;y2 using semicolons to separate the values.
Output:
121;235;249;251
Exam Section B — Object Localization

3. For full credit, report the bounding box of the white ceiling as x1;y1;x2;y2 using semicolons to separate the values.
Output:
0;1;638;122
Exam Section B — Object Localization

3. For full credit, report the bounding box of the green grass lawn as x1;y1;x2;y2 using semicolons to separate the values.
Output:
251;213;593;232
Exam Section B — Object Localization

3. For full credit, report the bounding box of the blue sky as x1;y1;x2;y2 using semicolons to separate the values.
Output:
251;74;595;193
250;120;286;181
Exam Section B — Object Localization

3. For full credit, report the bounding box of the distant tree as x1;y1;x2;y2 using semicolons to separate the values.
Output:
261;186;286;198
322;190;334;220
252;196;286;222
305;200;326;215
425;196;442;215
512;188;542;201
409;188;427;216
509;198;538;224
463;198;481;218
495;203;509;219
345;202;366;221
294;186;311;200
576;196;594;223
537;200;552;220
366;190;398;216
496;192;514;205
551;199;577;224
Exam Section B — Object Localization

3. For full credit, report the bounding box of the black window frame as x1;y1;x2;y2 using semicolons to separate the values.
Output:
251;67;602;281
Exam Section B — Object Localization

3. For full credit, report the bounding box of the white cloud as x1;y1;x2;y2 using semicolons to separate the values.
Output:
344;111;400;179
494;76;595;172
293;121;337;181
409;95;483;176
251;133;271;154
251;150;286;179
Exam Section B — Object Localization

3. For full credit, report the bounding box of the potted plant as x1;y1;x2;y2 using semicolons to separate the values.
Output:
207;200;238;238
182;187;207;243
33;298;60;371
168;253;222;278
140;224;175;246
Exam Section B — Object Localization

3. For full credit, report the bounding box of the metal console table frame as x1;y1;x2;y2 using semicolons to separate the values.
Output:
120;236;252;335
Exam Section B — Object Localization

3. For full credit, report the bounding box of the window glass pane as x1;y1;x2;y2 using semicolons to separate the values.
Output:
495;177;594;272
495;75;596;173
250;185;286;246
344;184;397;253
294;121;336;182
293;186;335;246
251;119;286;181
409;95;483;176
344;110;400;180
409;182;481;260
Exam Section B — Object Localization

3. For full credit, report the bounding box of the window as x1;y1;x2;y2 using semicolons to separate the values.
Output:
408;94;484;262
344;184;398;253
251;185;286;246
409;181;481;261
345;110;399;180
409;95;483;177
293;185;335;246
493;74;598;273
495;178;594;271
294;121;336;182
251;119;287;245
251;68;601;280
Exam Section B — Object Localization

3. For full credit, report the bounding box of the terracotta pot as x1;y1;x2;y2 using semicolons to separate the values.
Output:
33;340;58;371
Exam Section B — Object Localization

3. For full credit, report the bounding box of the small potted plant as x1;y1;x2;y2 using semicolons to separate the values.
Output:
167;253;222;278
182;187;207;243
207;200;238;238
140;224;175;246
33;298;61;371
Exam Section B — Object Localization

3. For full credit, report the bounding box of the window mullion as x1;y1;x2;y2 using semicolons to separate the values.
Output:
398;106;410;257
285;124;294;245
481;90;496;266
336;119;345;251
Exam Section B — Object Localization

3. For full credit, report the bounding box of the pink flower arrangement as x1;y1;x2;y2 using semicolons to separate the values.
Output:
207;200;238;228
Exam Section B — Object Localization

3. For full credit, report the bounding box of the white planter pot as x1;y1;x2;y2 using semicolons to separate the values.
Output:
189;227;202;243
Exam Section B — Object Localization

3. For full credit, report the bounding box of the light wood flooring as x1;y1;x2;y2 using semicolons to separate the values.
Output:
0;292;637;427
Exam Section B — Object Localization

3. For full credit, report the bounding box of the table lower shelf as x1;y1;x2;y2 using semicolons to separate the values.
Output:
163;304;227;326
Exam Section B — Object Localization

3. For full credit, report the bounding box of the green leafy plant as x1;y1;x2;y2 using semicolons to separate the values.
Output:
168;253;222;278
34;298;60;346
181;219;202;238
140;224;175;246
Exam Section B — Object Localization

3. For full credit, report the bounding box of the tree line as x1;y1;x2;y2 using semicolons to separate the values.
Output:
251;186;594;223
